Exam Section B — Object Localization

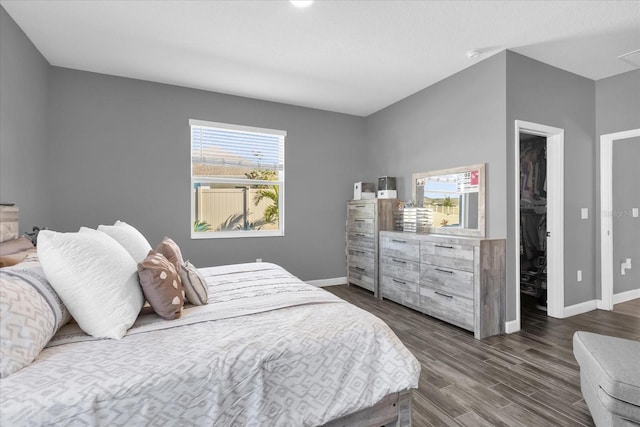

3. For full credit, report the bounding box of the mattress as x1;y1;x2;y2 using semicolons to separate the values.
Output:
0;262;420;426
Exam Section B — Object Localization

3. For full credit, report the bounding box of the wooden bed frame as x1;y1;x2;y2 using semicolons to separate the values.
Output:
324;389;412;427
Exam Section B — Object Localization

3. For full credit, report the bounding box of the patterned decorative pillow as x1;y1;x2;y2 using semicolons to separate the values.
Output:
97;221;152;263
37;228;144;339
0;256;72;377
155;237;184;273
179;260;208;306
138;251;184;320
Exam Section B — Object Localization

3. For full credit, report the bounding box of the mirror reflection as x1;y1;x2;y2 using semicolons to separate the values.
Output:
412;163;485;237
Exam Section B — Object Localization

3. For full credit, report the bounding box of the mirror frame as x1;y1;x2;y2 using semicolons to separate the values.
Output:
412;163;486;237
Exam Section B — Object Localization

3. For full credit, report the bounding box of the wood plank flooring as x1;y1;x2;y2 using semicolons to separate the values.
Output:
325;285;640;427
613;298;640;319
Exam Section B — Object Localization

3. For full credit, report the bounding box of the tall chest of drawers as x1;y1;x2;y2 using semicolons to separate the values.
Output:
379;231;506;339
346;199;396;297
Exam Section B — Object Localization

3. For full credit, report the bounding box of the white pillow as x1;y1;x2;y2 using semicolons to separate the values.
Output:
97;220;152;263
37;228;144;339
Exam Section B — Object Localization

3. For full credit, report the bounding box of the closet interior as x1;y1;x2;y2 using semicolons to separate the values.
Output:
519;133;548;312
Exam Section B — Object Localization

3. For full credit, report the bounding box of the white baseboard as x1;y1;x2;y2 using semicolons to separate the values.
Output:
505;320;520;334
613;288;640;305
563;299;598;318
306;277;347;287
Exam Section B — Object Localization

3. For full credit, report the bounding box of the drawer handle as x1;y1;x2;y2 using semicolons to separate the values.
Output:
354;219;365;222
392;258;407;264
392;239;407;243
354;267;366;272
392;278;406;285
354;250;366;255
355;205;366;208
435;291;453;299
435;268;454;274
355;233;366;237
435;244;454;249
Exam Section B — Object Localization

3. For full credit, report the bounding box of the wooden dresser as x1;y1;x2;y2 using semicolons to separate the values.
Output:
346;199;396;297
379;231;505;339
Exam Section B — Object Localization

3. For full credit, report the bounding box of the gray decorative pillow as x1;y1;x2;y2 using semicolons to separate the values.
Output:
179;260;208;306
0;256;71;377
137;251;184;320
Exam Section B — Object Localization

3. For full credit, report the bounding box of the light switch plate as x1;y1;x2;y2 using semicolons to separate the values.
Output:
581;208;588;219
633;208;639;218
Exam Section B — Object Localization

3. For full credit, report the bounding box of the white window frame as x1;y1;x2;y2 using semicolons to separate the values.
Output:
190;119;285;239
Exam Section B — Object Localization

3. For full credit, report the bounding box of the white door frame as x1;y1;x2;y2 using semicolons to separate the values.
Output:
600;128;640;310
514;120;565;330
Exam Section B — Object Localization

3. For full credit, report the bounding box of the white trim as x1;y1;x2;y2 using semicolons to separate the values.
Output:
563;299;598;318
505;320;520;334
600;129;640;311
306;277;347;287
612;288;640;305
189;118;287;137
514;120;565;330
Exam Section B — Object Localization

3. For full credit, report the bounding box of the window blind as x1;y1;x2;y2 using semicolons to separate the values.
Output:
190;120;285;175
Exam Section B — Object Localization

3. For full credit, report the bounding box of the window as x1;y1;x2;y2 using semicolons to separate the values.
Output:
190;119;286;238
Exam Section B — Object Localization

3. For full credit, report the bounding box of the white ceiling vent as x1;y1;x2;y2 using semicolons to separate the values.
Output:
618;49;640;68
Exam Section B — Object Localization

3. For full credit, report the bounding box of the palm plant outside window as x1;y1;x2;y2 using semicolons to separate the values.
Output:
190;119;286;238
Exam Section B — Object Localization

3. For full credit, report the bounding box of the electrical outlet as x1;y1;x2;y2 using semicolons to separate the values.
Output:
633;208;639;218
256;258;262;263
581;208;588;219
621;263;626;275
625;258;632;269
577;270;582;282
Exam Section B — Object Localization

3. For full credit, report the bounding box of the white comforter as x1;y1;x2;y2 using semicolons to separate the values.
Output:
0;263;420;426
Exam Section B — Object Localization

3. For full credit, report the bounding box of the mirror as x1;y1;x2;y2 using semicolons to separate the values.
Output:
412;163;485;237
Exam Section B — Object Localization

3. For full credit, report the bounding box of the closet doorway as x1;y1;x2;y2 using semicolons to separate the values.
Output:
514;121;565;329
600;128;640;311
519;133;548;312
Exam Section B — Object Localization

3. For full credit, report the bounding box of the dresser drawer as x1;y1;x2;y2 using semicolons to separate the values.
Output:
348;203;375;219
348;265;375;291
347;247;375;270
420;241;474;272
348;217;375;233
347;232;375;250
420;285;473;330
380;256;420;283
380;235;420;262
420;264;473;298
380;275;420;308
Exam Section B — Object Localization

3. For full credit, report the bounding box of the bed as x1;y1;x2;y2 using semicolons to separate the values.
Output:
0;209;420;426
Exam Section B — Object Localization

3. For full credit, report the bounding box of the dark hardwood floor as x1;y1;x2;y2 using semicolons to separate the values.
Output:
325;285;640;427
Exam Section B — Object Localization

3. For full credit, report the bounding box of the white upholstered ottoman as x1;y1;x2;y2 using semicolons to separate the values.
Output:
573;331;640;426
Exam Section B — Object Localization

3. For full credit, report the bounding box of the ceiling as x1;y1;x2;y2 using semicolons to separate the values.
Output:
2;0;639;116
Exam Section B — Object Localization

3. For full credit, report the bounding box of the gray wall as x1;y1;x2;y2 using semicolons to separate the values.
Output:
595;70;640;298
595;70;640;136
506;51;596;311
612;137;640;294
364;51;508;239
47;67;368;281
0;7;51;233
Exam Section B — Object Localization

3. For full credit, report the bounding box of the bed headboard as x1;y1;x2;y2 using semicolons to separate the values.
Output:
0;205;19;243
